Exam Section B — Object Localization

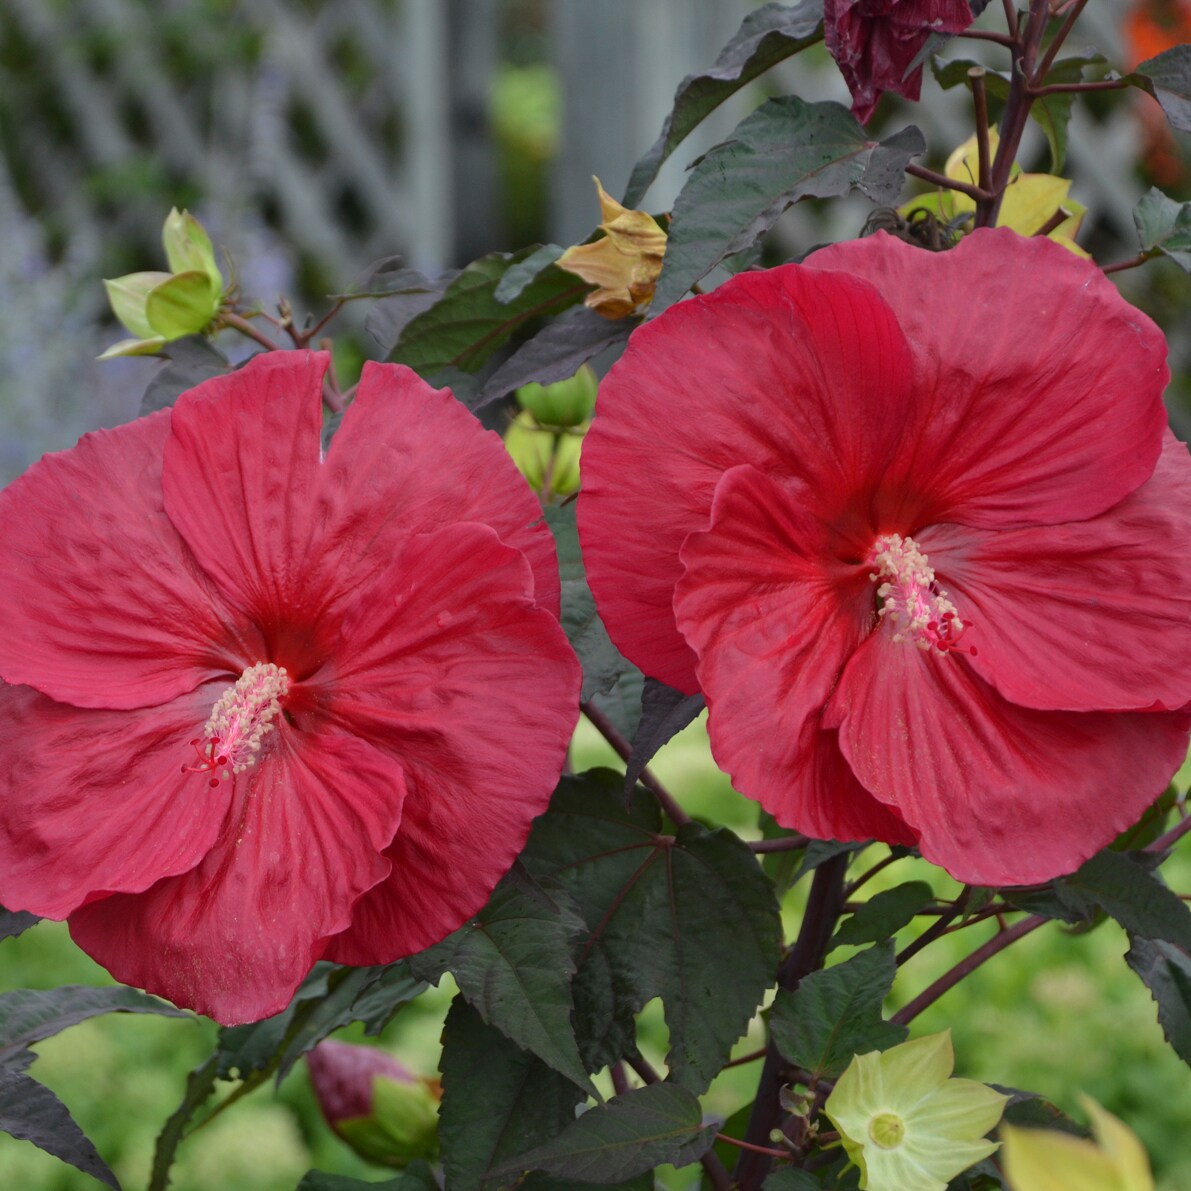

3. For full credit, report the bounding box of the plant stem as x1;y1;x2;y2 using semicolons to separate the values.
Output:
219;310;281;352
844;849;899;898
734;854;849;1189
1033;0;1090;82
970;69;992;195
905;162;992;201
896;887;972;966
750;833;810;854
1103;251;1156;275
580;701;691;826
1028;79;1130;97
1148;810;1191;853
892;915;1045;1025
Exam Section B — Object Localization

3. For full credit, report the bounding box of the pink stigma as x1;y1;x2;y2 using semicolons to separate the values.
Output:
867;534;976;657
181;662;291;786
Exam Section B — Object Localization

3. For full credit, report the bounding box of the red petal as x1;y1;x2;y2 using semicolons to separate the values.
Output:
0;412;256;709
675;466;916;845
805;230;1169;531
0;681;231;918
68;729;405;1024
162;351;327;625
827;632;1191;885
921;433;1191;713
579;265;914;692
319;521;580;964
314;362;561;618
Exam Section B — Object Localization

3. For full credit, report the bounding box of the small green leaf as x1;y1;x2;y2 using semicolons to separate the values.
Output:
653;97;923;310
1133;45;1191;132
411;875;595;1095
830;881;935;951
1126;936;1191;1065
624;0;825;207
1134;187;1191;272
768;942;907;1080
498;1082;717;1185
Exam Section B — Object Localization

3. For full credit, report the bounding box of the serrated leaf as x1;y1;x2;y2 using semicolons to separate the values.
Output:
624;0;825;207
386;248;588;381
140;335;229;414
0;1067;119;1189
768;942;907;1080
0;985;187;1064
348;963;426;1037
476;306;635;410
1126;936;1191;1064
363;267;457;355
411;876;594;1095
623;679;705;797
830;881;935;951
522;774;781;1092
148;1053;220;1191
653;98;923;310
439;997;586;1191
1134;187;1191;271
499;1082;717;1185
545;504;638;703
0;907;39;942
1133;45;1191;132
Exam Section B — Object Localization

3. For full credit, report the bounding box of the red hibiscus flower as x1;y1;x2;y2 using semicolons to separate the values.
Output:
0;352;580;1023
578;229;1191;886
825;0;976;123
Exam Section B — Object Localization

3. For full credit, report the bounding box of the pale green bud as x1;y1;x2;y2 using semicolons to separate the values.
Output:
516;364;598;428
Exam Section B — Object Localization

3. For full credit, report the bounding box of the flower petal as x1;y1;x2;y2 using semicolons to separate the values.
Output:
806;230;1169;530
0;412;258;709
909;1078;1008;1144
674;465;916;844
318;521;580;964
579;264;915;692
162;351;327;624
921;434;1191;713
68;728;405;1024
827;633;1191;885
313;362;562;618
0;681;231;918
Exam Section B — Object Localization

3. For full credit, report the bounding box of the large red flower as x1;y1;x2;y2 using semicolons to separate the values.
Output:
825;0;976;123
578;230;1191;886
0;352;580;1023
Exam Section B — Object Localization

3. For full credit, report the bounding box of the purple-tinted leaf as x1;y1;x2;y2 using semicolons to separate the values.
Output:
624;679;704;797
139;336;229;414
1126;936;1191;1065
0;907;39;942
1133;46;1191;133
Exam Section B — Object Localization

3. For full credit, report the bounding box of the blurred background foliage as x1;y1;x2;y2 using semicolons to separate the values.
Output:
3;1;1191;1187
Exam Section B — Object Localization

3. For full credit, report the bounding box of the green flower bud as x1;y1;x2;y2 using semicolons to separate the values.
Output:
162;208;222;294
516;364;598;428
306;1040;439;1169
504;410;587;498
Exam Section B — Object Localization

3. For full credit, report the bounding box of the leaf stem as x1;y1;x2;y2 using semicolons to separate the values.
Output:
1027;79;1130;97
1033;0;1091;82
905;162;992;201
1147;809;1191;853
970;69;993;195
895;886;972;966
580;700;691;827
843;849;899;898
750;833;811;854
218;310;281;352
1102;251;1156;275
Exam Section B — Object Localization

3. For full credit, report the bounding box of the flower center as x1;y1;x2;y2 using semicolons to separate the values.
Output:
867;533;975;657
183;662;290;787
868;1111;906;1150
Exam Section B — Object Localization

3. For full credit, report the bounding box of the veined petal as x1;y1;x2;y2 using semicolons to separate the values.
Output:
806;230;1168;530
922;434;1191;712
163;351;327;624
0;681;231;919
68;729;404;1024
827;633;1191;885
579;265;915;692
675;465;916;844
0;411;258;709
318;521;580;964
313;362;562;618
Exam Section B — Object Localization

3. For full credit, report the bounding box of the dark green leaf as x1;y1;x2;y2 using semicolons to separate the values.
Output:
477;306;634;410
545;504;638;704
1126;936;1191;1064
652;97;923;310
624;0;825;207
364;267;457;355
588;667;646;744
411;876;594;1095
148;1053;220;1191
138;336;229;414
496;245;565;303
947;1161;1003;1191
624;680;705;798
386;248;588;381
1133;46;1191;132
763;1170;821;1189
0;907;39;942
498;1082;716;1184
0;985;187;1065
348;963;426;1038
0;1067;119;1189
1134;187;1191;272
439;997;586;1191
769;942;907;1080
790;839;864;886
523;774;782;1092
1029;54;1105;173
295;1167;429;1191
830;881;935;951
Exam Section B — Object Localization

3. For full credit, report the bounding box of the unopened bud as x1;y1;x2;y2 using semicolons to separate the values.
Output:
505;410;586;499
516;365;598;428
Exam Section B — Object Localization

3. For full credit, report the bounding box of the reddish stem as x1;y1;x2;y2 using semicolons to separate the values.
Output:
219;311;281;352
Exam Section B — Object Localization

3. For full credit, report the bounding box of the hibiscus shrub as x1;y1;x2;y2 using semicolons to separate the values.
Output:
4;2;1191;1190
